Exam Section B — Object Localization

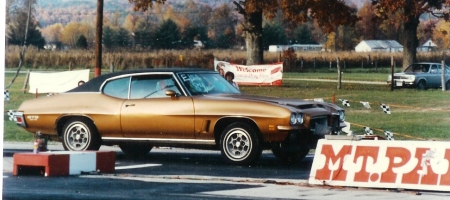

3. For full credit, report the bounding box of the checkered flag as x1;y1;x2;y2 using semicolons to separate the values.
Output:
360;101;371;109
4;90;9;101
363;127;373;135
380;104;391;114
339;99;350;107
7;110;15;121
384;131;394;140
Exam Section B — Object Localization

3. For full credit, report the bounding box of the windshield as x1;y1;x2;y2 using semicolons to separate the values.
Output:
404;64;430;73
178;72;240;95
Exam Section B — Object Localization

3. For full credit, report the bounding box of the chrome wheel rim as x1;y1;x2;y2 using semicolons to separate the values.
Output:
65;123;90;150
223;128;252;161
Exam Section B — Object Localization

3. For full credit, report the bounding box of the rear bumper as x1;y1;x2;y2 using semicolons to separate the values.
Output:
11;111;27;128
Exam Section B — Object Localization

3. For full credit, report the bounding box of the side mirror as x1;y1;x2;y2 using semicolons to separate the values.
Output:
165;90;179;97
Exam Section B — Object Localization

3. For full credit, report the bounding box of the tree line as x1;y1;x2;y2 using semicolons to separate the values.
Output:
6;0;450;68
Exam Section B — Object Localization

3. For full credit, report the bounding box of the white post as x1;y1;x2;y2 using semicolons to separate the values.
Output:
442;60;446;91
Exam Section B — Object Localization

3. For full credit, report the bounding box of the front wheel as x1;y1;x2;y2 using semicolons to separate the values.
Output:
417;80;426;90
62;118;101;151
220;122;262;165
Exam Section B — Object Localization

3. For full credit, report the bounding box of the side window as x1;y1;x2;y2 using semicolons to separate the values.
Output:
130;74;181;99
433;65;441;74
102;77;130;99
422;65;430;72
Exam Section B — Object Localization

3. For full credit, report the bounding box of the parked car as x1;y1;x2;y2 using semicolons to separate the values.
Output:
12;68;346;164
387;62;450;90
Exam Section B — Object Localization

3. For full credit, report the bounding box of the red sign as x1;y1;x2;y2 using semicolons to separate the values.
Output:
309;139;450;191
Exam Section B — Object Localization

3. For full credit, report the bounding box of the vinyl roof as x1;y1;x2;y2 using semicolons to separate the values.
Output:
67;68;212;93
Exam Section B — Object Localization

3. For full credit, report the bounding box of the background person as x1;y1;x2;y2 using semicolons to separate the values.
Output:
216;62;225;77
225;71;239;90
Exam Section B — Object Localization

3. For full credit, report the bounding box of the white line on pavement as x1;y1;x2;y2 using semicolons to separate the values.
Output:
115;164;162;170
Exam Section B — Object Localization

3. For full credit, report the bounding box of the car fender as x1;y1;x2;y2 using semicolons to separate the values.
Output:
55;114;96;137
415;77;427;85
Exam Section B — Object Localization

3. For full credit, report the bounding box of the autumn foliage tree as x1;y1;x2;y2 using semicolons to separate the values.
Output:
59;22;94;48
7;0;45;48
372;0;450;69
129;0;357;65
433;20;450;50
232;0;357;64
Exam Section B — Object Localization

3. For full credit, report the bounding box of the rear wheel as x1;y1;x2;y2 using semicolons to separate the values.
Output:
119;143;152;157
220;122;262;165
62;118;101;151
446;81;450;90
271;144;310;163
417;80;426;90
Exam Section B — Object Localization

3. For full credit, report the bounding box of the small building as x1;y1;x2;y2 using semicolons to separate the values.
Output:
354;40;403;52
291;44;323;51
268;45;291;52
44;44;57;51
268;44;323;52
193;40;204;49
419;39;437;52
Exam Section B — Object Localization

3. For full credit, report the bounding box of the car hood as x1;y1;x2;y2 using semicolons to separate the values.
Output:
203;94;343;112
394;72;419;76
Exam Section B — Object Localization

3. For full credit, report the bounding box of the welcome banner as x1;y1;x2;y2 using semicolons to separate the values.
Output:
29;69;90;93
214;60;283;86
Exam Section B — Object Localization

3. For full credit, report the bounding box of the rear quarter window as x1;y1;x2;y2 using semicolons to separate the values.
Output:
102;77;130;99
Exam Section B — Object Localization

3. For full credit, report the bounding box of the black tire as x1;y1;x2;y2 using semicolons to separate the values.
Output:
220;122;262;165
271;144;310;163
417;80;426;90
62;118;101;151
119;143;152;157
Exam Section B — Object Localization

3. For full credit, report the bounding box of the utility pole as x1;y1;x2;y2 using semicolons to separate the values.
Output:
94;0;103;77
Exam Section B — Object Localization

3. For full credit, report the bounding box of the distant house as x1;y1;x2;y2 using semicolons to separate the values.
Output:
419;39;437;52
193;40;204;49
268;45;291;52
291;44;323;51
44;44;57;51
354;40;403;52
268;44;323;52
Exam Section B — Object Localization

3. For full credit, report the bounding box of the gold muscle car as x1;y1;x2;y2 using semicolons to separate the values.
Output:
13;68;346;164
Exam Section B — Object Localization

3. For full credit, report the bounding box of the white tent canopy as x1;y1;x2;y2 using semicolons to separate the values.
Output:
29;69;90;93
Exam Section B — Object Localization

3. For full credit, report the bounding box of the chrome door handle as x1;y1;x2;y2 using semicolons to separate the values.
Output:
125;104;135;107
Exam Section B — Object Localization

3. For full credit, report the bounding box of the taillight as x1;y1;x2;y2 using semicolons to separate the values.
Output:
13;111;27;128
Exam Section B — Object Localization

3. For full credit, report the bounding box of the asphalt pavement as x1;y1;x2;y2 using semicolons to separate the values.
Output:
3;142;450;199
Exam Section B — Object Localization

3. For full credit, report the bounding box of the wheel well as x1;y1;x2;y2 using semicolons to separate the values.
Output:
56;116;96;137
213;117;261;146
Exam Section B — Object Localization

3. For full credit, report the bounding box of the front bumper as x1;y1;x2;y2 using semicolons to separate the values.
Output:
392;79;416;87
276;115;345;150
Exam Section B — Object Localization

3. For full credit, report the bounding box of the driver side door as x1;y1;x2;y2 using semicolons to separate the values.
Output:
120;73;195;139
